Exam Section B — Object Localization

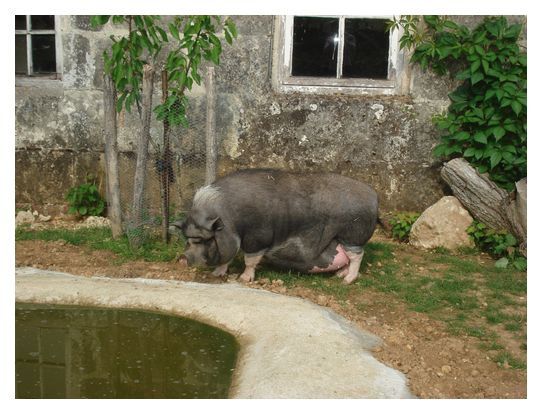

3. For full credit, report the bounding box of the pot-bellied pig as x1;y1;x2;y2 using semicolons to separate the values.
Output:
172;168;378;284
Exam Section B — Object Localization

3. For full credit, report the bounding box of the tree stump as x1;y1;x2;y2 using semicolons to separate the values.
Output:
440;158;526;256
440;158;511;231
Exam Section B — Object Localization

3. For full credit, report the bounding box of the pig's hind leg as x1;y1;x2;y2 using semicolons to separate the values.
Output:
342;247;365;285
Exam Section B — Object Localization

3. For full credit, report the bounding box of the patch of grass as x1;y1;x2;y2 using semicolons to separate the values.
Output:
16;226;181;262
492;352;526;369
456;245;480;255
479;341;505;351
431;246;451;255
430;254;484;274
485;271;527;295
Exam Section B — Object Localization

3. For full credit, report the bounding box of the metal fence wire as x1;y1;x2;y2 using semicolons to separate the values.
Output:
119;67;217;247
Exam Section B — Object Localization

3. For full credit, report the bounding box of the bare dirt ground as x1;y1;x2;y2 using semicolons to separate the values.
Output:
15;224;527;399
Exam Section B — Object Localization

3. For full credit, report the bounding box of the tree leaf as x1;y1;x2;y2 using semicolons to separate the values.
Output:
511;101;522;116
493;126;506;140
490;151;502;169
471;72;484;85
473;131;487;144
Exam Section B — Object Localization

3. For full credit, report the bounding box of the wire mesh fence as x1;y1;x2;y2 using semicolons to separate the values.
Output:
116;67;217;247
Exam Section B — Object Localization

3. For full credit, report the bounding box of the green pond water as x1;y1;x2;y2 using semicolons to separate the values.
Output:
15;303;239;398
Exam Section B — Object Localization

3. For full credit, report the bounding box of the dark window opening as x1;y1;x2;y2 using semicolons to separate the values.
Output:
290;16;390;80
30;15;55;30
15;35;27;74
292;16;339;77
15;15;57;76
31;35;56;73
343;18;389;79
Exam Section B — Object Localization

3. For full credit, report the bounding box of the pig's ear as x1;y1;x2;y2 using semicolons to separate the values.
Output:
170;220;186;232
210;217;224;232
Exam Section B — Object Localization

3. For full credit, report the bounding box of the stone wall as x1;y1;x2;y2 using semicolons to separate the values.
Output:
15;15;526;215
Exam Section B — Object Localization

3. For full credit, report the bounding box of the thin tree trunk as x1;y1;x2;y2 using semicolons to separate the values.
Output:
103;74;123;238
131;64;154;242
205;66;217;185
161;70;170;244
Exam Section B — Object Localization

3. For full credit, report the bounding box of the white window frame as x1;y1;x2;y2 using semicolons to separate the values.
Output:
15;15;62;80
272;15;408;95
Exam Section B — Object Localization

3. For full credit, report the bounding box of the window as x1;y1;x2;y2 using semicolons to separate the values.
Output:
273;16;407;94
15;15;61;78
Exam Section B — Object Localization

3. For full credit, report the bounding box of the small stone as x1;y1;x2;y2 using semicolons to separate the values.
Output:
259;278;270;285
16;210;35;226
316;295;328;306
441;365;452;374
470;369;480;377
376;261;382;268
406;344;413;351
38;214;52;222
275;279;284;286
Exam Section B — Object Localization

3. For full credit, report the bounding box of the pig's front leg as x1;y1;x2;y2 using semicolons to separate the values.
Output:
342;248;365;285
212;262;230;277
239;252;265;282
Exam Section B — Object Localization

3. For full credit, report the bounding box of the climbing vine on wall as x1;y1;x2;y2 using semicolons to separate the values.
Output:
388;16;526;191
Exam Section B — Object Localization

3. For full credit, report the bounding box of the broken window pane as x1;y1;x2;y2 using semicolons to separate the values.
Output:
15;15;26;30
31;15;55;30
31;34;56;73
342;18;389;79
15;35;27;74
292;16;339;77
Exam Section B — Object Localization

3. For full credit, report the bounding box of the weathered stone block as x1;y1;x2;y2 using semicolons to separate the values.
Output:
409;196;474;250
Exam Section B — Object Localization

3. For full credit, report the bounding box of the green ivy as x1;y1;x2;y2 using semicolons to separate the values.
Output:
466;221;526;270
66;181;106;217
389;16;526;192
389;212;421;242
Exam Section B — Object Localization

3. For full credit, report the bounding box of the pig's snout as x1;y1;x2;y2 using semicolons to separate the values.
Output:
178;254;189;267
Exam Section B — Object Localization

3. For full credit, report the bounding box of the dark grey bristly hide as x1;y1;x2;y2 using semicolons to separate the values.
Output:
178;168;379;272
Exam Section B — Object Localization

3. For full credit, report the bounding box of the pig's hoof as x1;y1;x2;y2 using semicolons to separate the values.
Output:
335;266;349;278
212;267;228;277
239;272;254;283
342;273;359;285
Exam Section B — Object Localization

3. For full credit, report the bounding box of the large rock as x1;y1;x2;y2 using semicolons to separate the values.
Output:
410;196;474;250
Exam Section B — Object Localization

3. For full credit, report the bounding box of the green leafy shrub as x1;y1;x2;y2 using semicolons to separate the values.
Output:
389;16;526;192
466;221;526;270
389;212;421;242
66;180;106;217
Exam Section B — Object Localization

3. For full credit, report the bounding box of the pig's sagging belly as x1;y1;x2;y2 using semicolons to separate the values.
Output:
307;243;349;273
263;238;350;273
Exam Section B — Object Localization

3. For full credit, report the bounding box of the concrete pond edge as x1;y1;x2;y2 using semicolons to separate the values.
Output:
15;267;413;399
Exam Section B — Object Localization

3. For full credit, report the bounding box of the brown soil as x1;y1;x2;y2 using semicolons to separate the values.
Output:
15;226;527;399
